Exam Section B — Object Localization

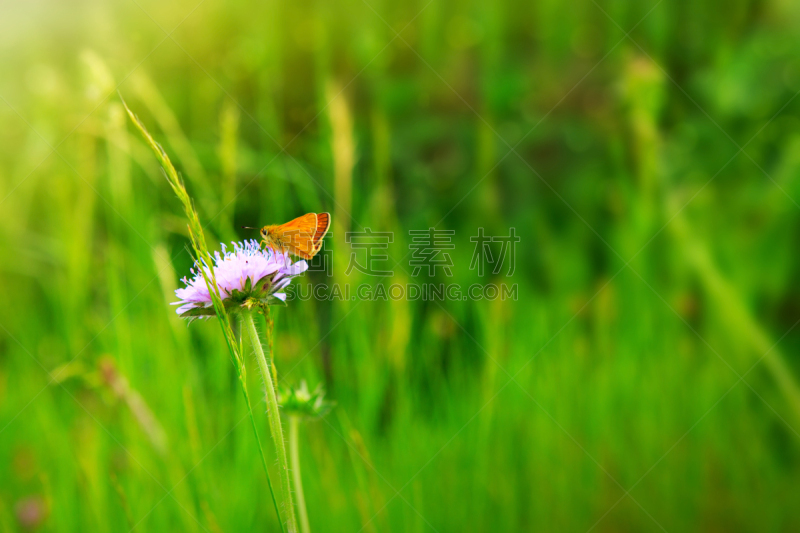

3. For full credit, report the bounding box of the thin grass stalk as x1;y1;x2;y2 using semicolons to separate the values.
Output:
266;306;278;383
122;97;285;532
289;415;310;533
242;309;298;533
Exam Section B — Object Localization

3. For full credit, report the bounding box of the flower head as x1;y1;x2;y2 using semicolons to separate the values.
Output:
278;381;334;418
173;240;307;318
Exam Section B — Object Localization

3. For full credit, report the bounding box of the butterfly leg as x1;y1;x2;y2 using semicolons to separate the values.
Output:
261;239;276;255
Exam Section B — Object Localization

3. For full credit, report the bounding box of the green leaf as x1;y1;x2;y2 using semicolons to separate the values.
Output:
179;306;217;318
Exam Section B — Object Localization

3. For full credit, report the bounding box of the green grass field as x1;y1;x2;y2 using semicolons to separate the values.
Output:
3;0;800;531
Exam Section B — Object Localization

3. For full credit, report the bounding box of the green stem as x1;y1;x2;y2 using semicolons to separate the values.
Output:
289;415;310;533
238;372;284;533
243;309;298;533
237;315;285;533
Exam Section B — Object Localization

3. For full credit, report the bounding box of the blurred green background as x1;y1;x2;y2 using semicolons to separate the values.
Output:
3;0;800;530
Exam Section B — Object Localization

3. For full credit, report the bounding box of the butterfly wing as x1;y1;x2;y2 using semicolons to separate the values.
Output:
312;212;331;252
276;213;318;259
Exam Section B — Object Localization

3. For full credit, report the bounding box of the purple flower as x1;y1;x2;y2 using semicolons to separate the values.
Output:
173;240;307;318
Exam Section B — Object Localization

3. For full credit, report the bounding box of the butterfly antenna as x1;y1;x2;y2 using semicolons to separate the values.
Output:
241;226;258;230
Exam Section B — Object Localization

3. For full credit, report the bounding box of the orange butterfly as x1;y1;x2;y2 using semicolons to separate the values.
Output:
250;213;330;260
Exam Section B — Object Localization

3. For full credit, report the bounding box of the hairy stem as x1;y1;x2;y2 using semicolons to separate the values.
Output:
289;415;310;533
243;309;298;533
237;308;284;532
238;367;284;533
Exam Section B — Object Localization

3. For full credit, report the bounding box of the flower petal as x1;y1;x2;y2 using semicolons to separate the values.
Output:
172;239;309;318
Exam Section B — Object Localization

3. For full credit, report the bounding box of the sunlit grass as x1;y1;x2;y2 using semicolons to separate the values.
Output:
2;0;800;531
